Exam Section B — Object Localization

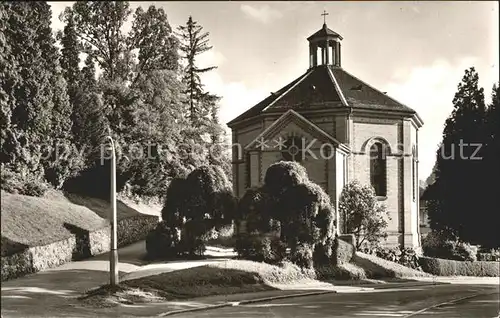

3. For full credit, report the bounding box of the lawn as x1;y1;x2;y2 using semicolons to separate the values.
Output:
1;189;160;257
79;259;316;307
352;252;432;279
1;190;107;255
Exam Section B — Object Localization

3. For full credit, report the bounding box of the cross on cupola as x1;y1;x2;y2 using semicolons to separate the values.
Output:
321;10;329;24
307;11;343;68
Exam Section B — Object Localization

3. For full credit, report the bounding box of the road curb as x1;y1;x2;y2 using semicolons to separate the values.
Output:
157;281;445;316
369;281;448;290
157;290;337;316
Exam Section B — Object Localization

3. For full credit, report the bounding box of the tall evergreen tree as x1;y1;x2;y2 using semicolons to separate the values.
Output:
177;16;230;175
177;16;218;126
429;67;488;243
0;2;82;189
478;84;500;247
57;11;80;102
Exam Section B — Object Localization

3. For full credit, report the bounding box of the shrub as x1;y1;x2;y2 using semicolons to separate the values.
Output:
339;180;390;249
290;243;314;269
162;177;188;227
418;256;500;277
313;238;334;267
422;231;478;261
161;165;236;257
234;233;286;264
315;262;367;281
263;161;308;196
235;233;262;260
477;248;500;261
237;187;273;233
332;237;355;265
1;167;48;197
368;246;422;271
145;221;180;259
281;182;335;245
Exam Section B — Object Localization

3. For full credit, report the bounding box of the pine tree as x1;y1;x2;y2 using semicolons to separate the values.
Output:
177;16;230;174
429;67;488;243
177;16;218;126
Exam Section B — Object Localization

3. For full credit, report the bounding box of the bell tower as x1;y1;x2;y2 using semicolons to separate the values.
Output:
307;11;343;68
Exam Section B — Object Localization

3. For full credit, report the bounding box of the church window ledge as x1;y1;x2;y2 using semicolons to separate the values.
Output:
376;196;388;201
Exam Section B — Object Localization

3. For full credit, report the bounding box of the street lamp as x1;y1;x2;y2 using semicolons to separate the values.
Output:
105;135;119;286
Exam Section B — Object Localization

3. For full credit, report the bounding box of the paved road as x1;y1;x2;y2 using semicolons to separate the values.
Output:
172;284;500;318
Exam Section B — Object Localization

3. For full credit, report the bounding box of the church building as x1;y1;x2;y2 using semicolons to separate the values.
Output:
227;20;424;248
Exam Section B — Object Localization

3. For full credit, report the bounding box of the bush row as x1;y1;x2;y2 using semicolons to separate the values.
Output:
422;231;478;261
1;215;158;281
360;246;422;271
418;256;499;277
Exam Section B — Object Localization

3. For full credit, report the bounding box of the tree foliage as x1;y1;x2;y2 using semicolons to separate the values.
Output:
1;2;82;190
2;2;231;208
236;161;336;268
160;165;236;256
428;68;499;247
338;180;389;249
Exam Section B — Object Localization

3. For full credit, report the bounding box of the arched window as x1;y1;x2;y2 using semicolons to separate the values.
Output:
370;142;387;197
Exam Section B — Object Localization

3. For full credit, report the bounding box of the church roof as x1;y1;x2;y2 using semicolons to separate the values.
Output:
227;65;418;126
307;23;343;41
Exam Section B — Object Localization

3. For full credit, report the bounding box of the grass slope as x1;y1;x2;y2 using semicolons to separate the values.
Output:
1;191;107;255
352;252;432;279
80;260;315;307
1;190;160;256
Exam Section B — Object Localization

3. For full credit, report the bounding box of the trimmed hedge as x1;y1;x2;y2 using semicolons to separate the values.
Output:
418;256;500;277
1;215;159;281
117;215;158;247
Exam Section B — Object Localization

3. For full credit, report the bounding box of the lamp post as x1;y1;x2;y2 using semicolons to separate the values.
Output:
105;135;119;286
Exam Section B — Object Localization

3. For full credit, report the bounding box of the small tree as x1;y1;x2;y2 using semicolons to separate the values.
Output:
339;180;390;249
236;161;336;268
178;165;236;256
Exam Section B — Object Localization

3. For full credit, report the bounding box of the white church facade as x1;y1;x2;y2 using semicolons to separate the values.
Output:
227;22;424;248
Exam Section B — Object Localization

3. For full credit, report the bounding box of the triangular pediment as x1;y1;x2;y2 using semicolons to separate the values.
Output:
245;110;349;153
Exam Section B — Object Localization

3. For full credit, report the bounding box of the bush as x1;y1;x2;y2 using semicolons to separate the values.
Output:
422;231;478;261
333;237;355;265
290;243;314;269
1;167;48;197
367;246;422;271
162;177;188;227
315;263;367;281
419;256;500;277
235;233;286;264
237;187;273;233
235;233;262;260
313;239;334;267
338;180;389;249
263;161;308;196
145;221;180;259
477;248;500;261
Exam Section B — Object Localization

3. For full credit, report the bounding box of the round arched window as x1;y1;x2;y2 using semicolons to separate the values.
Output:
282;136;304;162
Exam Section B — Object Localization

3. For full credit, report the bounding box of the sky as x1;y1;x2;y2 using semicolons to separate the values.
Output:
48;1;499;181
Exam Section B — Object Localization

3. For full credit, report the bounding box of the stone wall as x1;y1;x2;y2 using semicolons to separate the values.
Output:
1;214;159;281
